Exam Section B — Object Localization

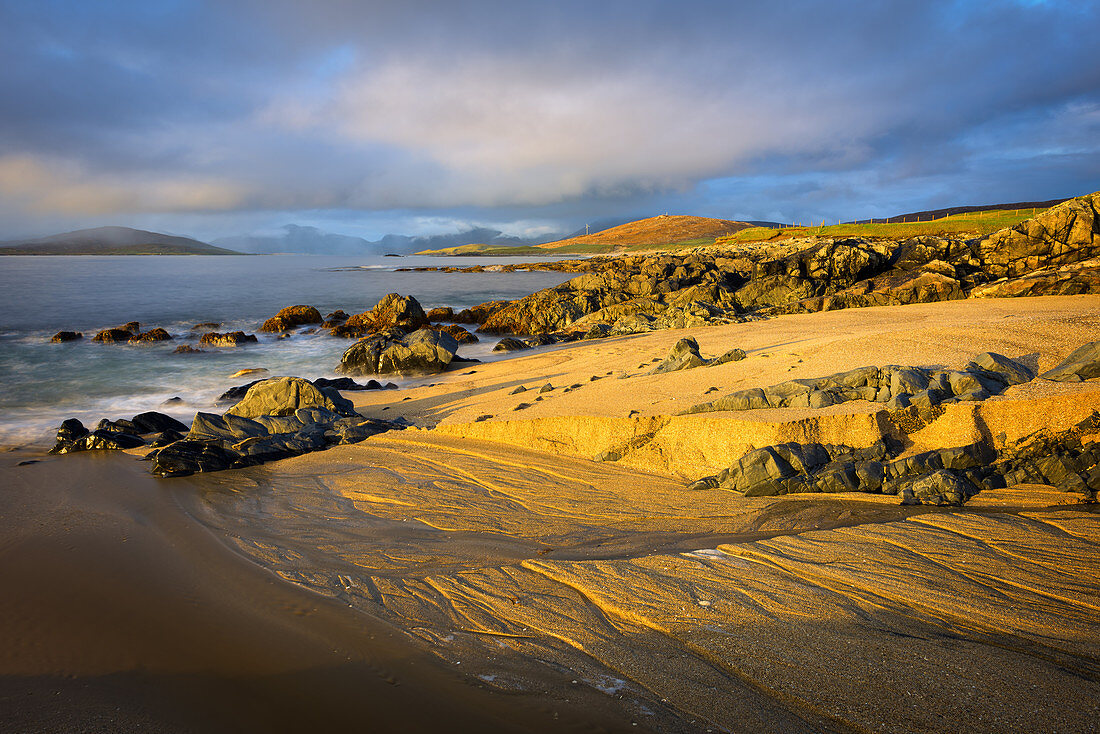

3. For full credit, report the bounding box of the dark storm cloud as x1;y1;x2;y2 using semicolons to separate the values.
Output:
0;0;1097;236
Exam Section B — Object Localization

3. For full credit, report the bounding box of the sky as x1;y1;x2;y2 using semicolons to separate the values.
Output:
1;0;1098;243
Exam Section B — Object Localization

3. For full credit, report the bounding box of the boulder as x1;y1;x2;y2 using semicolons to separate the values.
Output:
426;307;454;322
1040;341;1100;382
711;347;747;366
260;304;322;333
50;331;82;343
453;300;511;325
148;429;184;447
900;470;980;506
48;418;89;454
342;294;429;336
131;411;189;434
92;328;135;343
150;440;244;477
224;376;358;419
199;331;258;347
312;377;383;391
432;323;478;344
187;412;269;443
63;430;146;452
969;352;1033;386
129;327;173;343
337;328;458;376
493;337;531;353
648;338;706;375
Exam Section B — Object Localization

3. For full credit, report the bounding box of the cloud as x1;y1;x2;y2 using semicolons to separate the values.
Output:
0;0;1098;234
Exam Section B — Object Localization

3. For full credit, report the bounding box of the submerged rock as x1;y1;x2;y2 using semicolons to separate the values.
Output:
92;328;135;343
199;331;259;347
129;327;173;343
50;331;82;343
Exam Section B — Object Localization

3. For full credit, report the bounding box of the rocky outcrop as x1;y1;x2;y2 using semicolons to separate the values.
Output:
685;352;1033;415
336;328;458;376
48;411;187;454
688;411;1100;506
978;193;1100;279
452;300;511;325
336;294;429;338
426;307;454;322
969;258;1100;299
260;304;323;333
199;330;258;347
50;331;82;343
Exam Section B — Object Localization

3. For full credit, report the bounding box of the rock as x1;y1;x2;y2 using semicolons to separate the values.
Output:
1040;341;1100;382
510;385;527;395
148;429;184;447
493;337;531;353
50;331;82;343
969;352;1033;386
426;307;454;322
539;384;554;394
187;412;269;443
48;418;89;454
648;338;707;375
92;328;135;343
324;417;406;445
122;322;141;334
173;345;205;354
95;418;141;434
230;368;268;379
64;430;146;452
433;323;478;344
324;310;348;322
312;377;382;391
453;300;511;325
224;376;359;419
199;331;258;347
130;411;189;434
900;469;980;506
162;396;184;405
341;294;429;336
336;328;458;376
978;193;1100;280
129;327;173;343
191;322;221;331
711;347;747;366
969;259;1100;299
150;440;244;477
261;305;323;333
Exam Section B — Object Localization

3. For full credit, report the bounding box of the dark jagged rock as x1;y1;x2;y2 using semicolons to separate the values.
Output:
187;412;269;443
148;429;184;447
493;337;531;353
50;331;82;343
324;417;406;445
978;193;1100;280
312;377;383;391
150;440;246;477
48;418;89;454
199;331;258;347
95;418;140;434
129;327;173;343
92;328;135;343
131;411;189;434
1040;341;1100;382
337;328;458;376
261;305;323;333
122;322;141;334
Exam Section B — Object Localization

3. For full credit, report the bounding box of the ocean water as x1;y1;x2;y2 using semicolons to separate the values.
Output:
0;254;576;447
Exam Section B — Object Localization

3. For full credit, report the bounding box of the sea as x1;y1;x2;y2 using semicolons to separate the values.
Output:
0;254;576;447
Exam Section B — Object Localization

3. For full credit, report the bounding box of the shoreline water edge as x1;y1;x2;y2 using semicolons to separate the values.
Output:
4;195;1100;732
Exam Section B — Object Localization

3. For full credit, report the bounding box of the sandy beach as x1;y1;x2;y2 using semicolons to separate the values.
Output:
4;293;1099;732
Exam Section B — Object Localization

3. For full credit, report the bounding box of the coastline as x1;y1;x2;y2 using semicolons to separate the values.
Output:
6;290;1100;731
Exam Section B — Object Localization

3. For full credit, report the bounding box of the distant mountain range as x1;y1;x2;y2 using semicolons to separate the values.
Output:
0;226;241;255
212;224;570;255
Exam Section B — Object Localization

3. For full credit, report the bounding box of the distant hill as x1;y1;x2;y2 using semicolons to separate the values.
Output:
535;215;754;251
857;199;1070;225
0;226;241;255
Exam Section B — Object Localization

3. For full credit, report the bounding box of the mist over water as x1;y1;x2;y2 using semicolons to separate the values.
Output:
0;255;575;446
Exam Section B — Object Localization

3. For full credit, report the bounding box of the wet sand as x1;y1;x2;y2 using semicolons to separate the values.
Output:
0;452;643;733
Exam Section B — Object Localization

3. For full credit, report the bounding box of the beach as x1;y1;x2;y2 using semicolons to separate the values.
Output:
4;290;1099;732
